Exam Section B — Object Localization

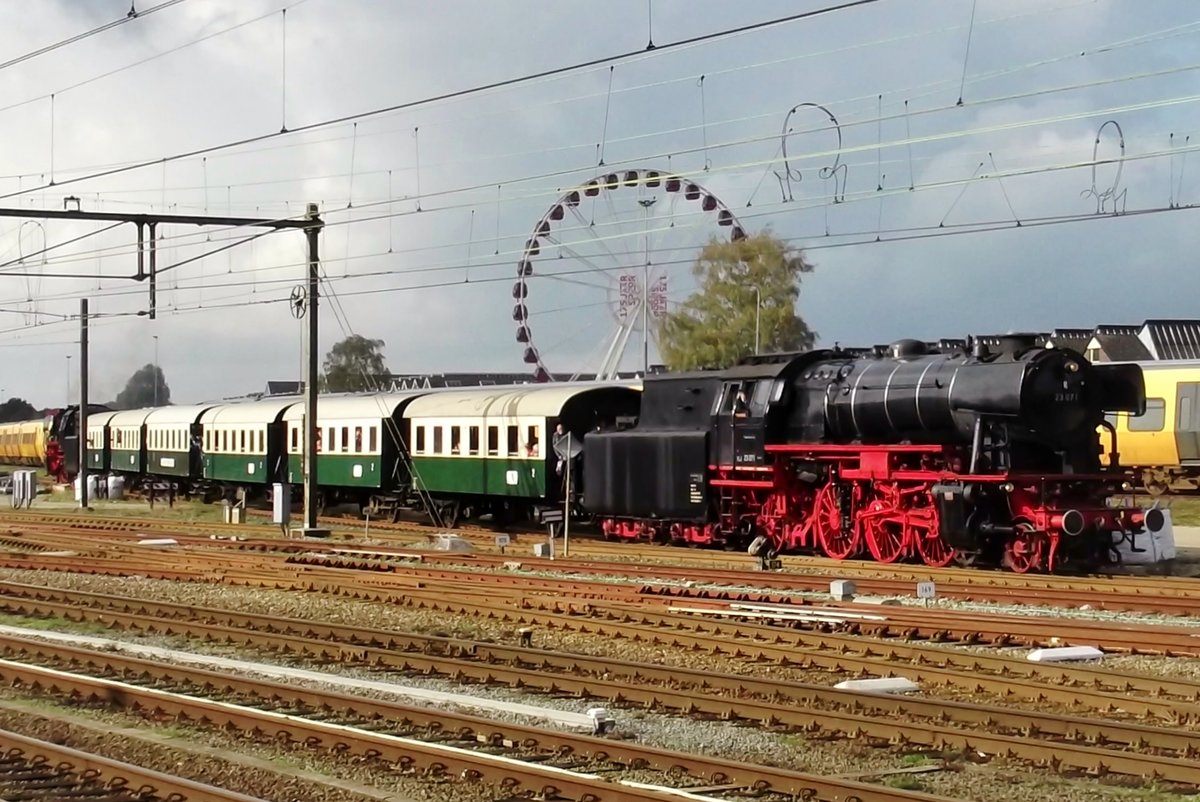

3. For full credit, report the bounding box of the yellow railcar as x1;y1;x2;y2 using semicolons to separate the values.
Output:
1102;360;1200;494
0;418;47;468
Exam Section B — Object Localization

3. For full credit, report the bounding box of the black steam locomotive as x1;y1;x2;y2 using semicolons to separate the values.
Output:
584;335;1161;572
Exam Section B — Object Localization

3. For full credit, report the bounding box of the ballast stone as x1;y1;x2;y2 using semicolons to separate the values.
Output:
1027;646;1104;663
833;677;920;694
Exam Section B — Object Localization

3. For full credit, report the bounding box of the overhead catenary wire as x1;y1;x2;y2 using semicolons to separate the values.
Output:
0;0;884;204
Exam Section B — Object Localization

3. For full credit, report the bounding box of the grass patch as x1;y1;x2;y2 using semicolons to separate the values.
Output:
1142;495;1200;527
899;753;931;767
0;612;114;638
884;776;924;791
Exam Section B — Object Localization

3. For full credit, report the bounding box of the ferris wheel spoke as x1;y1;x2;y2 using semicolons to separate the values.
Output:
542;236;621;287
566;205;630;272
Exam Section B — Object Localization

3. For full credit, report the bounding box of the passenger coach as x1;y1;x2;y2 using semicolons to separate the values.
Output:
283;391;429;516
402;382;640;526
199;397;295;491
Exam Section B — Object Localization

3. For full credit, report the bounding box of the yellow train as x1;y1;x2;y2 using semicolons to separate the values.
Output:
0;418;46;468
1103;360;1200;494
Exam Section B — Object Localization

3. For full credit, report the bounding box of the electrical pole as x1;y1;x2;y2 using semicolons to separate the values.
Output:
638;197;656;375
302;202;328;538
153;334;159;406
78;299;89;511
753;286;761;355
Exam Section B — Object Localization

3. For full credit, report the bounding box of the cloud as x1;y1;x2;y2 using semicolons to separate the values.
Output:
0;0;1195;407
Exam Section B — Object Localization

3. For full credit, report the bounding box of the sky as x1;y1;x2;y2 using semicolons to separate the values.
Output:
0;0;1198;406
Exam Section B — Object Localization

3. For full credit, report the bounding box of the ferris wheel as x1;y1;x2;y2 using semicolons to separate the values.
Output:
512;169;746;382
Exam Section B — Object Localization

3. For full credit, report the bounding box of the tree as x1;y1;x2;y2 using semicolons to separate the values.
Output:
659;232;816;371
0;397;37;423
115;364;170;409
322;335;389;393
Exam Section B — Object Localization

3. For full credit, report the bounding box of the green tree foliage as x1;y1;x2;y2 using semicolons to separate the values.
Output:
115;365;170;409
659;232;816;371
322;335;389;393
0;397;37;423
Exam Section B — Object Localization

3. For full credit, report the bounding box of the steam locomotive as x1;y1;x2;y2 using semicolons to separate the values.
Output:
584;335;1162;572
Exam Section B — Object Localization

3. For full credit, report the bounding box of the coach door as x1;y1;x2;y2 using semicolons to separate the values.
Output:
1176;383;1200;463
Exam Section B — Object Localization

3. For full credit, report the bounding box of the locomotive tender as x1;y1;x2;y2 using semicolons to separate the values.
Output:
584;335;1162;572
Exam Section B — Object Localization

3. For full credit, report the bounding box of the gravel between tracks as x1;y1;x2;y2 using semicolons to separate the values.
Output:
0;567;1192;802
0;694;488;802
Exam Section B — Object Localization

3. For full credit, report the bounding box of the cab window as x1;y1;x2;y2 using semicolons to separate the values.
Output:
1129;398;1165;432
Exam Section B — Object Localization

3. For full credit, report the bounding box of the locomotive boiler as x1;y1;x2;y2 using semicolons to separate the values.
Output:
585;336;1160;573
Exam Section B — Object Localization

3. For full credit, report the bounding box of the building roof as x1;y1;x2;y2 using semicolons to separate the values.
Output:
1141;319;1200;360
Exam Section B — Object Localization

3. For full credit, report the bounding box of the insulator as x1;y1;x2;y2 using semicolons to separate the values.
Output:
604;173;619;189
664;176;682;193
731;226;747;241
685;184;701;200
518;260;533;277
646;171;662;187
516;326;530;343
533;367;551;383
583;182;600;197
550;205;565;221
702;194;718;211
512;282;527;299
537;220;550;236
623;170;639;186
717;209;733;226
522;347;540;364
525;239;540;256
512;304;527;321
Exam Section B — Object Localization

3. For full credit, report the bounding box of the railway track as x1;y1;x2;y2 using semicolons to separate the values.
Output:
0;632;947;802
0;727;266;801
1;583;1199;785
2;508;1200;616
3;528;1200;658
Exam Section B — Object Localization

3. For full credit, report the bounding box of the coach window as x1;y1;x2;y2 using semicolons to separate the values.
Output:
526;425;539;457
487;426;499;456
369;426;378;452
468;426;480;455
340;426;349;453
507;426;519;457
222;431;228;452
415;426;426;453
354;427;363;453
1130;398;1166;432
433;426;443;454
450;426;461;454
